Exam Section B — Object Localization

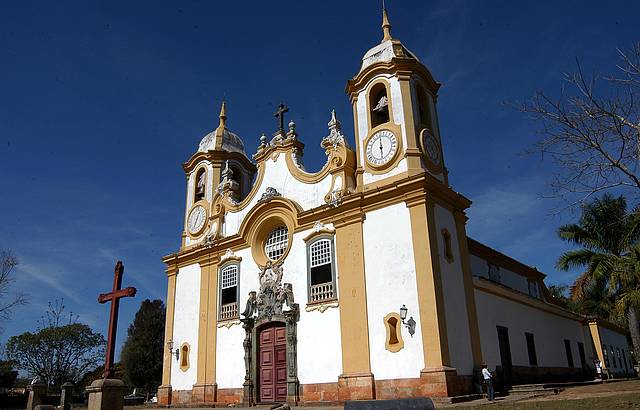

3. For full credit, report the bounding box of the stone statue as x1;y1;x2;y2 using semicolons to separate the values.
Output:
196;171;206;196
254;262;294;321
241;291;257;318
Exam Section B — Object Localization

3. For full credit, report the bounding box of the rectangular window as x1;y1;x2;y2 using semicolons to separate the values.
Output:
307;237;337;303
577;342;586;368
611;346;617;368
564;339;574;368
527;279;540;299
219;264;239;320
602;344;609;367
525;332;538;366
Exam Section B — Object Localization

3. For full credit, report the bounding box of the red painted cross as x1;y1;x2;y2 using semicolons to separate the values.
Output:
98;261;137;379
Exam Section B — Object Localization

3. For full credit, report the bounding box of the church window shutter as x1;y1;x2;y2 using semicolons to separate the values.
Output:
219;263;239;320
265;226;289;261
307;237;336;303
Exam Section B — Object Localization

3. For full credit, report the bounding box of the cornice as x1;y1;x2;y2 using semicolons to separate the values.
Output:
163;171;472;268
346;58;441;98
183;150;257;174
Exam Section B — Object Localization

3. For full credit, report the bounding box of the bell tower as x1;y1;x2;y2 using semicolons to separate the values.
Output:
346;8;447;189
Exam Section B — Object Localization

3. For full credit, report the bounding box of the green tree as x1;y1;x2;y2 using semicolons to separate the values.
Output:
0;360;18;389
120;299;165;398
556;193;640;361
5;300;105;388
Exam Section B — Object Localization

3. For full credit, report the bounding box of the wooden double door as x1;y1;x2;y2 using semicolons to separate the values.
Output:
258;323;287;402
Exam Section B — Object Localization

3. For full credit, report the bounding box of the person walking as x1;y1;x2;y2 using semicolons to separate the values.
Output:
482;364;495;401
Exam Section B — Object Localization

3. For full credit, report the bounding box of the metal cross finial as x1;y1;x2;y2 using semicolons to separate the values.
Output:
274;103;289;133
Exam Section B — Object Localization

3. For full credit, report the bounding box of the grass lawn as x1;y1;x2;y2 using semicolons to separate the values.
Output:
466;393;640;409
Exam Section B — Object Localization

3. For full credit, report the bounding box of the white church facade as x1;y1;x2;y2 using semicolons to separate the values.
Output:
158;10;632;406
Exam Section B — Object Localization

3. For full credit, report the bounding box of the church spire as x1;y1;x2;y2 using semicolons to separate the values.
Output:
381;7;392;42
218;100;227;130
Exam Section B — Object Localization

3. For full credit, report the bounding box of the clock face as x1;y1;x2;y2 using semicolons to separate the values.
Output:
366;130;398;167
187;205;207;235
422;130;442;167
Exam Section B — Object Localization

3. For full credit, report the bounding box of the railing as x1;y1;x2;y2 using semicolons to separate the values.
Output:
220;302;238;320
310;282;334;303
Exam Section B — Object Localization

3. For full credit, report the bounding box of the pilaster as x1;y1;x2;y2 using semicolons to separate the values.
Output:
334;211;375;400
454;211;483;367
193;258;219;404
159;268;177;406
406;195;451;369
398;75;422;171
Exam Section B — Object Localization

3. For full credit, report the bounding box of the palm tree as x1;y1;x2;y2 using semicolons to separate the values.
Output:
556;193;640;364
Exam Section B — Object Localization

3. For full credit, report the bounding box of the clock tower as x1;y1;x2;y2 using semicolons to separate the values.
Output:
346;8;447;189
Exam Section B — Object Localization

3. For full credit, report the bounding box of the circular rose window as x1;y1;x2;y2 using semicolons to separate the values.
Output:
264;225;289;261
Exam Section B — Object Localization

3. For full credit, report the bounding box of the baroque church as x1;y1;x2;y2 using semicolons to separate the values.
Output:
159;9;632;406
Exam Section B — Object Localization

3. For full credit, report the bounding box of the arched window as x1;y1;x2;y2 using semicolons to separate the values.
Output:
265;226;289;261
179;343;190;371
384;312;404;353
307;237;337;303
416;84;433;131
219;264;239;320
230;166;243;196
194;168;206;202
370;83;390;128
441;229;454;263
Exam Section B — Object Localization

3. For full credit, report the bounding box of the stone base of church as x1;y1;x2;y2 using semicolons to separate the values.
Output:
157;385;172;406
216;387;243;405
338;372;376;401
191;383;217;404
164;370;474;407
419;366;470;397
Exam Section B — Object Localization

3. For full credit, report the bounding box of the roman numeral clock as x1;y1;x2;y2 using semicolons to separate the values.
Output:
365;129;399;168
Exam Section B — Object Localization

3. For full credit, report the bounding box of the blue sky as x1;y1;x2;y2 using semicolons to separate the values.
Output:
1;0;638;359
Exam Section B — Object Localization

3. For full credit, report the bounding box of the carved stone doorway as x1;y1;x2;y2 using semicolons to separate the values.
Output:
257;323;287;402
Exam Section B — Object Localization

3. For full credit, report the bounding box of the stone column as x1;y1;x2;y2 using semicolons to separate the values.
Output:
285;305;300;405
59;382;74;410
86;379;125;410
26;381;46;410
241;317;255;406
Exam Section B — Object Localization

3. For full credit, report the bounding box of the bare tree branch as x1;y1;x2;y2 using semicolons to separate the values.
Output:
0;250;28;330
513;43;640;209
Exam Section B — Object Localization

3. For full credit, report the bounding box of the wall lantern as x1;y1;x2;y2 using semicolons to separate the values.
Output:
399;304;416;337
167;339;180;362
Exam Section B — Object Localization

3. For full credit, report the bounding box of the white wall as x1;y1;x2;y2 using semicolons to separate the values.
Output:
599;326;632;373
215;226;343;388
475;287;590;371
216;247;256;389
224;155;333;237
434;205;474;375
171;264;201;390
363;203;425;380
283;228;343;384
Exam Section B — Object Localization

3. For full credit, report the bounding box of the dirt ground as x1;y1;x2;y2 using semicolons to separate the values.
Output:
453;379;640;409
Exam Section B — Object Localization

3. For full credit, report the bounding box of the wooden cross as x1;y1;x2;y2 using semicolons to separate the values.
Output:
98;261;137;379
274;103;289;132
